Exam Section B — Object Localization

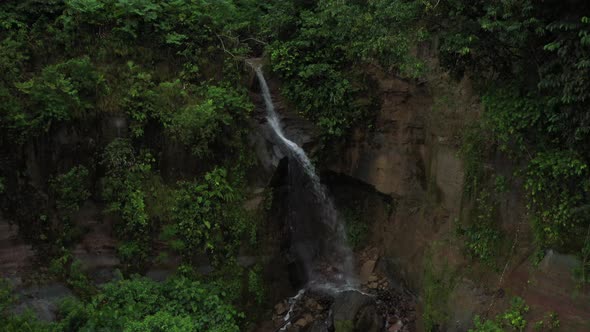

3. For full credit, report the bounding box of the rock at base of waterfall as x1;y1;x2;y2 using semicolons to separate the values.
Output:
275;301;288;315
368;281;379;289
307;320;330;332
331;290;383;332
355;305;381;332
359;259;377;284
305;298;323;311
295;313;313;328
388;320;404;332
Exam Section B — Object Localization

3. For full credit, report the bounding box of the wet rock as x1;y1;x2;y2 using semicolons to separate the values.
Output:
0;220;35;279
360;260;377;284
306;320;330;332
295;313;313;328
243;196;263;211
146;269;173;282
355;305;382;332
332;290;382;332
388;320;403;332
305;298;323;312
275;301;288;315
12;283;74;321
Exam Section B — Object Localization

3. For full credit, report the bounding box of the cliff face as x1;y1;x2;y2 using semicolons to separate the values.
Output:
2;60;590;330
322;65;590;330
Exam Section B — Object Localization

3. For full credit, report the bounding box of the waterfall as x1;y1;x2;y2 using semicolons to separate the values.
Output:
251;63;357;291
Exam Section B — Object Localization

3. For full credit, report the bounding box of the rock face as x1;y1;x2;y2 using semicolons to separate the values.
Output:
12;283;73;321
0;219;34;280
320;63;590;331
331;291;382;332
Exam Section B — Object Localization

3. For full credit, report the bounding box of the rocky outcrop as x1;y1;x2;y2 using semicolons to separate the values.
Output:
332;291;381;332
12;283;73;321
321;64;590;331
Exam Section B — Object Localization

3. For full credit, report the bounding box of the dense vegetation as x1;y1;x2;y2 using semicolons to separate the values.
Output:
0;0;265;330
1;0;590;331
440;1;590;277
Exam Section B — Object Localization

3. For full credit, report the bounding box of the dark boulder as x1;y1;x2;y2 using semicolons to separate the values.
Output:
331;290;383;332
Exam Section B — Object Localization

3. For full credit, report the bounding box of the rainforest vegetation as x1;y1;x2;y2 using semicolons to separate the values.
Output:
0;0;589;331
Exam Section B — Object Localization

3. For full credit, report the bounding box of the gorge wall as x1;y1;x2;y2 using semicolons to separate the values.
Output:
312;65;590;330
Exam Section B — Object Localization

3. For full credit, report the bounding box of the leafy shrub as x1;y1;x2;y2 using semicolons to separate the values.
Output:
46;166;91;246
101;139;152;269
342;207;369;250
0;279;53;332
50;166;91;218
170;167;250;264
16;57;103;133
49;251;94;299
422;255;455;331
57;276;241;332
165;85;253;157
456;191;503;268
525;151;590;249
469;297;530;332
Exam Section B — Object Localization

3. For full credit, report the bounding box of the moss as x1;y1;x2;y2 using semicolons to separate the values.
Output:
334;320;354;332
421;252;456;332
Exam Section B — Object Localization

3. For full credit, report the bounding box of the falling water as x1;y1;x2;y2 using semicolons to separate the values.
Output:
250;63;356;290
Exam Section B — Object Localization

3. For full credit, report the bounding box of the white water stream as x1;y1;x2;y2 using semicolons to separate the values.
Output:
250;63;356;289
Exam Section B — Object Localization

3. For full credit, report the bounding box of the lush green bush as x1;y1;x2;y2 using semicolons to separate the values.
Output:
46;165;91;246
456;190;503;268
422;255;455;331
342;206;369;250
0;279;53;332
49;251;95;299
469;297;530;332
101;139;153;270
54;275;241;332
16;57;104;133
169;167;251;264
164;84;253;157
50;165;91;219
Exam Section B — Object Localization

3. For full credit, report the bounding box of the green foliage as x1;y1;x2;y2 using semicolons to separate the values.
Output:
469;297;530;332
0;1;264;329
40;165;92;247
460;124;493;196
422;255;455;331
165;85;253;157
525;151;590;249
266;0;425;139
16;57;104;133
0;279;53;332
170;167;250;263
101;139;153;269
574;232;590;287
456;190;503;268
56;276;241;332
247;264;265;305
49;251;95;299
534;311;560;331
342;207;369;250
50;166;91;218
436;0;590;262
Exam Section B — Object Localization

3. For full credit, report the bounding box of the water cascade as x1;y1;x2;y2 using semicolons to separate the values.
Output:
250;63;356;291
